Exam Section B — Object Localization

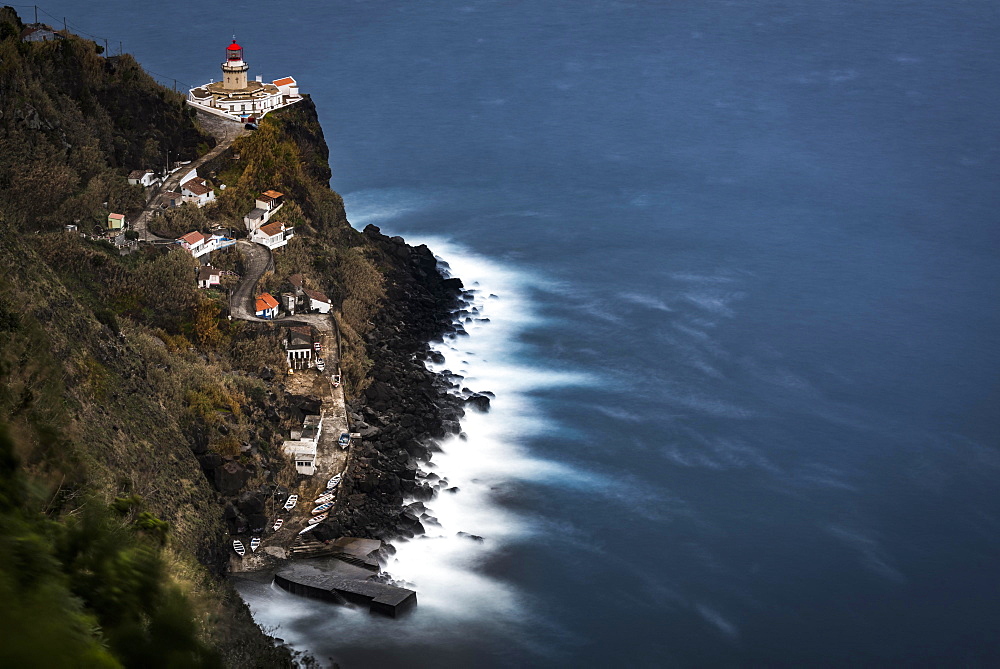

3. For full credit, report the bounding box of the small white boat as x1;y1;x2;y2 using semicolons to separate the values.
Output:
314;493;334;505
233;540;245;556
283;494;298;510
249;537;261;553
298;523;319;535
326;474;342;489
272;518;284;532
311;502;333;515
308;513;328;525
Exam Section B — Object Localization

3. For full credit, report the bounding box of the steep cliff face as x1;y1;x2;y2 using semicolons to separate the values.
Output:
0;12;291;666
0;8;467;665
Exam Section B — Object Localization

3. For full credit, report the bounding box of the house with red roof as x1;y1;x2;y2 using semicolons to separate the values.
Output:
107;213;125;231
255;293;279;319
181;177;216;207
177;230;207;255
250;220;294;251
244;190;285;234
303;288;332;314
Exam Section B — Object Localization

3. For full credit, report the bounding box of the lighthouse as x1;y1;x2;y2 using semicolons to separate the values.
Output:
187;39;302;120
221;40;249;90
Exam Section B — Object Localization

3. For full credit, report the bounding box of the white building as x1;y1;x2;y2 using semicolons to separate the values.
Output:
197;266;221;289
251;221;294;251
181;177;216;207
186;41;302;120
177;231;236;258
284;326;314;370
283;414;322;475
243;190;284;234
255;293;279;319
303;288;332;314
128;170;158;187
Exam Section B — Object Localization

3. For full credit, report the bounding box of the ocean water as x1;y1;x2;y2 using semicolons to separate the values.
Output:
42;1;1000;665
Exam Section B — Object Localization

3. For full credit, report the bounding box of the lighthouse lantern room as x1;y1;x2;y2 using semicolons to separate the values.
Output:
221;40;249;90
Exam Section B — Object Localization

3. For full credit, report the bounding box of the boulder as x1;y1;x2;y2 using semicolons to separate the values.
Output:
464;393;491;413
214;461;250;495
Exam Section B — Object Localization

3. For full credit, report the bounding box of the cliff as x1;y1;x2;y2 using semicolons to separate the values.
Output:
0;7;466;666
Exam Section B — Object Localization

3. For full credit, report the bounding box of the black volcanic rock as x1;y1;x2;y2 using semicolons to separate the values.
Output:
464;393;491;412
214;461;250;495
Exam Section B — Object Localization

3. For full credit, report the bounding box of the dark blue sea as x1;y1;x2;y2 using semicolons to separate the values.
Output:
43;1;1000;665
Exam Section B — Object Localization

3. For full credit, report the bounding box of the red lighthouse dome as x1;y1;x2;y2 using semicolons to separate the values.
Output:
226;40;242;60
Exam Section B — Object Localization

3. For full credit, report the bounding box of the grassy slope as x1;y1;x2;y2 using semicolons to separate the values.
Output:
0;7;436;665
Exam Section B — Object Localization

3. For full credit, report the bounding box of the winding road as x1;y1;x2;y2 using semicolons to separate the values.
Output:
229;240;334;335
135;112;248;242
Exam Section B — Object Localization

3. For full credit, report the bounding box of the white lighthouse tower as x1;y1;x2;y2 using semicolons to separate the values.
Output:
221;40;249;90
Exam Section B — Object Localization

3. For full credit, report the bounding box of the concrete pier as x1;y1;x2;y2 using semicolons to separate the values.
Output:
274;561;417;617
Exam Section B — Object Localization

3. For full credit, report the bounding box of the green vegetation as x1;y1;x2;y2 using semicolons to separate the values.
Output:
0;5;437;665
0;7;213;233
0;424;221;668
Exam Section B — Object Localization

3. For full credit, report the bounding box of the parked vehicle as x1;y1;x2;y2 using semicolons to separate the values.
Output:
338;433;350;449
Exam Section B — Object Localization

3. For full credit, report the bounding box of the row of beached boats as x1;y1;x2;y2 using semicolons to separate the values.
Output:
232;473;345;555
232;537;261;556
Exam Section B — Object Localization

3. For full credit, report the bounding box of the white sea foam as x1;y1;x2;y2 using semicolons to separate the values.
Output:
238;235;601;662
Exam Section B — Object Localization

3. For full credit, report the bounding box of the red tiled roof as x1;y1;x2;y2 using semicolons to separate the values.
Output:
255;293;279;312
182;178;211;196
262;190;284;199
108;213;125;220
288;273;304;288
179;231;205;245
272;77;295;87
258;221;284;237
303;288;330;304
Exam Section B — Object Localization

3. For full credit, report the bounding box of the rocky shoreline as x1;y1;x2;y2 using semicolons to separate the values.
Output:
311;225;490;556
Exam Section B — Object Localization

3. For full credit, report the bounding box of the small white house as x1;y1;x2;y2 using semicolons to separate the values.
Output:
303;288;332;314
198;266;222;289
243;190;284;234
178;231;235;258
282;413;322;475
128;169;158;187
181;178;216;207
255;293;279;319
251;220;294;251
177;230;207;255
